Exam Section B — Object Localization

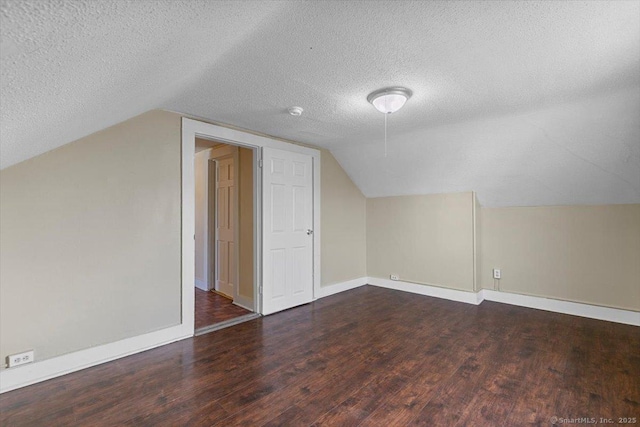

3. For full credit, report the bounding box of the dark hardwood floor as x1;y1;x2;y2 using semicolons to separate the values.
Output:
195;288;252;330
1;286;638;426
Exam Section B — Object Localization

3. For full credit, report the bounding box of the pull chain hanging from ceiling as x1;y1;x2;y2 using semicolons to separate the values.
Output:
367;87;412;157
384;110;388;157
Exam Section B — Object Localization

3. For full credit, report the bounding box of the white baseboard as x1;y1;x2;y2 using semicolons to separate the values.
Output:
0;324;192;394
368;277;482;305
364;277;639;326
195;313;261;336
316;277;368;299
195;278;208;291
233;294;254;311
480;289;640;327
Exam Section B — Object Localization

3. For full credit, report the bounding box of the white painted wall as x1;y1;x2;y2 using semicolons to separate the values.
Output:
194;148;213;289
3;2;638;208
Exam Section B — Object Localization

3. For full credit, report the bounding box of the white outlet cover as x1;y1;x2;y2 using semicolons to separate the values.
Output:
7;350;34;368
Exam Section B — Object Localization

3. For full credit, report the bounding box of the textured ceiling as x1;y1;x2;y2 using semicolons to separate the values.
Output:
1;0;639;206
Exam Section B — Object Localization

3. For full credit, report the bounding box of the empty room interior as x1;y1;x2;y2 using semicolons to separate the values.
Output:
0;1;638;426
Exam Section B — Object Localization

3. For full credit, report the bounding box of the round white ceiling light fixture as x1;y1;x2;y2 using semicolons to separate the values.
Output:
288;106;304;116
367;87;413;157
367;87;412;114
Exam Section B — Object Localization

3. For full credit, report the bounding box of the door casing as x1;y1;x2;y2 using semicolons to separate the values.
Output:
181;118;321;335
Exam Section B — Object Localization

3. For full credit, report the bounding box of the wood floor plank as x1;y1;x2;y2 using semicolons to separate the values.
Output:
195;289;252;329
358;313;492;426
1;286;638;427
310;370;409;427
215;293;431;426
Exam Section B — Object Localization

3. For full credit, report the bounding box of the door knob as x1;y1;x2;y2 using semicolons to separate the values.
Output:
306;229;314;235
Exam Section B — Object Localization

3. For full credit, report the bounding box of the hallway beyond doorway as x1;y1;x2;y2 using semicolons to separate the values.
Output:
194;288;252;330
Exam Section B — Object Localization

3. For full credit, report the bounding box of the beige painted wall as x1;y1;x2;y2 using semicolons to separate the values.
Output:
320;150;367;286
479;204;640;311
367;193;474;291
238;147;254;299
0;110;182;367
367;192;475;291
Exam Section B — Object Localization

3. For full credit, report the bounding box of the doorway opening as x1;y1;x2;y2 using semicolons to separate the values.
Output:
194;138;259;333
181;117;322;338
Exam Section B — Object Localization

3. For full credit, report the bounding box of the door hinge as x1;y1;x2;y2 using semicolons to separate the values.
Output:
258;159;263;168
258;286;263;295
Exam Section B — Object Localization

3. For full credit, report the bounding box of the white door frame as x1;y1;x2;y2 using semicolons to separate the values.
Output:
181;118;321;334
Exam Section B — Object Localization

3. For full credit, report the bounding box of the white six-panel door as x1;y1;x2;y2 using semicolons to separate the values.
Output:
215;157;236;298
262;147;314;315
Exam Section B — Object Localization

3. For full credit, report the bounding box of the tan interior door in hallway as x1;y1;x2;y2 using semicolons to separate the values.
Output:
215;157;236;298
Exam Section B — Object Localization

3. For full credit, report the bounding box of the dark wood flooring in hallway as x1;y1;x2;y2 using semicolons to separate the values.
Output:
194;288;252;330
1;285;638;426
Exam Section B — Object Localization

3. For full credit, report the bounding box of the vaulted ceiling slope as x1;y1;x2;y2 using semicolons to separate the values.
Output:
1;0;639;207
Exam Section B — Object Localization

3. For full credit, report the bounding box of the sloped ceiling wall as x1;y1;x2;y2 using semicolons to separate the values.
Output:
1;0;638;206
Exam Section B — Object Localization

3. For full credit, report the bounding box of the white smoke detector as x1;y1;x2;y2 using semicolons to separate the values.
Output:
288;106;304;116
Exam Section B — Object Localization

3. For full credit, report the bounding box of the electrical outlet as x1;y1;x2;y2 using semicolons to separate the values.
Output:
7;350;34;368
390;274;399;280
493;269;501;280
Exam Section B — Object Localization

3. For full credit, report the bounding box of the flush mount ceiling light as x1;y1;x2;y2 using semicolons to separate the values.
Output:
367;87;412;156
367;87;412;114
